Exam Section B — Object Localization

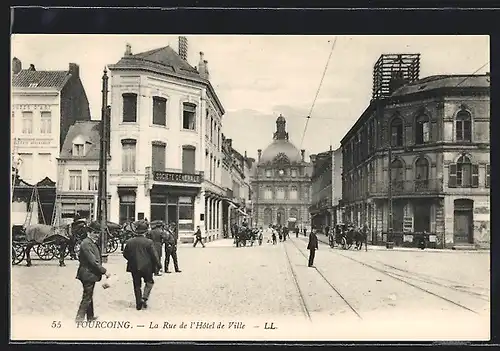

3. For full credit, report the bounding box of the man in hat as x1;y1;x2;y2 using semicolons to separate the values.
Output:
75;221;110;322
123;220;161;310
164;223;181;273
307;229;319;268
148;220;165;276
193;225;205;248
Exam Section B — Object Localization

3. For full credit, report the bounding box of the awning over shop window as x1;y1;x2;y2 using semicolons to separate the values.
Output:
237;208;248;217
223;197;239;209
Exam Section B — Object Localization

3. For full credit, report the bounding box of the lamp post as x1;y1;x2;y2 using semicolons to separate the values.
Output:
387;145;394;249
97;67;109;262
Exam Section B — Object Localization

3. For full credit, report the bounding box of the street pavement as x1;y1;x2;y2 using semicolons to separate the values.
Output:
11;237;490;341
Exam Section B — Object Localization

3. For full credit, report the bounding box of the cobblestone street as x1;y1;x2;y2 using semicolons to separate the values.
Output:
11;238;490;341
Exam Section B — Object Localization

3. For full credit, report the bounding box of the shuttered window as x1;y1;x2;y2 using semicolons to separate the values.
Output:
122;93;137;123
448;164;457;188
152;142;166;171
183;103;196;130
182;145;196;174
471;164;479;188
152;96;167;126
486;164;490;188
121;139;137;172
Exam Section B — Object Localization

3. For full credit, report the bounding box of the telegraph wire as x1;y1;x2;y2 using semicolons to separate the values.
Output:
299;37;338;150
454;61;490;88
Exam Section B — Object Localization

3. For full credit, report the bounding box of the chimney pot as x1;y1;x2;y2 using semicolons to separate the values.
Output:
29;64;36;71
199;51;204;60
257;149;262;161
301;149;305;162
124;43;132;56
69;63;79;77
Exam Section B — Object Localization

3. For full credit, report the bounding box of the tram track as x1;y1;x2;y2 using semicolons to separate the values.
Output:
286;239;362;320
283;243;312;322
326;247;483;315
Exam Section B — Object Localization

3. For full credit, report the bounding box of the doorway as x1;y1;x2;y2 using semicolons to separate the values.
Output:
167;205;178;227
453;199;473;244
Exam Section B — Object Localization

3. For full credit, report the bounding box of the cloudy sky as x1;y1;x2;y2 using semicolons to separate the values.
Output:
11;35;489;159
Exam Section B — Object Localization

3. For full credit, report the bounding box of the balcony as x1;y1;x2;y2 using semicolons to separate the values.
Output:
370;178;443;197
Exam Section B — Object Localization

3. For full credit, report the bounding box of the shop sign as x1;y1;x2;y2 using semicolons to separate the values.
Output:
153;171;201;184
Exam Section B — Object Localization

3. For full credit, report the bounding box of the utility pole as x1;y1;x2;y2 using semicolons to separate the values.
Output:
387;145;394;249
97;67;109;262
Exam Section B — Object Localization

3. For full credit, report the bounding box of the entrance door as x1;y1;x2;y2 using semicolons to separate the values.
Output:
167;205;178;227
276;208;285;226
453;199;473;244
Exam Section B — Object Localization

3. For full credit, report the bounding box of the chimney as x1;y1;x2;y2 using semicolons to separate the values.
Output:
301;149;305;162
244;151;247;160
178;36;188;61
124;43;132;56
12;57;22;74
310;154;317;163
198;52;209;80
257;149;262;161
29;64;36;71
69;63;79;78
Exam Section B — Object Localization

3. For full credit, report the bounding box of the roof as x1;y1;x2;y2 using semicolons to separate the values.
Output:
12;69;71;89
109;46;225;115
60;121;102;159
391;74;490;96
259;139;302;164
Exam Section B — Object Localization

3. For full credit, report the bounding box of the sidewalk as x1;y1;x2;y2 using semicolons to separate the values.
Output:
313;235;490;254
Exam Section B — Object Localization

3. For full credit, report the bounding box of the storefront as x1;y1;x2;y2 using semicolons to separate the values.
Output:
11;176;56;227
150;185;199;232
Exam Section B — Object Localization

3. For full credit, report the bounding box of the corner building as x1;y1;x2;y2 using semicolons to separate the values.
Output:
341;54;490;249
108;40;226;243
251;116;312;230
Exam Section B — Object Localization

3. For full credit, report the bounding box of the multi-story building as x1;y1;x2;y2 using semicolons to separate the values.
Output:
341;54;490;249
309;147;343;231
107;38;226;243
11;58;91;224
55;121;110;224
251;115;312;230
221;136;255;234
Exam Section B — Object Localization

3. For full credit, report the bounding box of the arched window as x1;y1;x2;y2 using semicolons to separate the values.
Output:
391;159;404;191
415;114;430;144
264;186;273;200
263;208;272;225
289;186;298;200
449;155;478;188
456;110;472;142
265;169;272;177
415;157;429;190
121;138;137;172
390;118;404;147
289;208;299;221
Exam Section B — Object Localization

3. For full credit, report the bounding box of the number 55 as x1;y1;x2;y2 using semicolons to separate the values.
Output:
51;321;61;328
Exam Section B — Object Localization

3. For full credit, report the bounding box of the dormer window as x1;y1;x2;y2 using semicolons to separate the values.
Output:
72;135;86;156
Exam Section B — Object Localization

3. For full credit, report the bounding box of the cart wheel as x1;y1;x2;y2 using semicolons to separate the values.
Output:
36;244;56;260
106;237;119;254
341;237;347;250
12;243;25;265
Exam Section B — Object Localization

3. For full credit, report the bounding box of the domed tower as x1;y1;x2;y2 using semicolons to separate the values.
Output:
251;114;312;231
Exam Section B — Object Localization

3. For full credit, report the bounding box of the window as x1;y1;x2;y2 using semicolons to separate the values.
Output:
415;114;430;144
73;143;85;156
449;155;478;188
264;186;273;200
291;168;297;177
178;196;194;231
151;142;166;172
40;111;52;134
119;194;136;224
152;96;167;126
415;157;429;190
289;186;298;200
18;153;33;180
303;188;309;200
486;164;490;188
69;170;83;190
88;171;99;191
289;208;298;220
210;117;213;142
456;110;472;142
121;139;136;172
122;93;137;123
182;103;196;130
390;118;403;147
22;111;33;134
276;187;285;200
182;145;196;174
205;109;209;136
391;159;404;191
265;169;272;177
38;153;51;170
263;208;272;225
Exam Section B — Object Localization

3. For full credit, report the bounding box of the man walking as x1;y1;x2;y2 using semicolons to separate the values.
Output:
148;220;164;276
123;221;161;310
295;227;299;238
75;221;110;322
307;229;319;268
193;225;205;248
164;223;181;273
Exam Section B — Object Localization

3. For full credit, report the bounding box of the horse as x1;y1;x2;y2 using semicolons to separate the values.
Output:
23;224;71;267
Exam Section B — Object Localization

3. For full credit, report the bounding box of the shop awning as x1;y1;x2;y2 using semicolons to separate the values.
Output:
223;197;239;209
237;208;248;217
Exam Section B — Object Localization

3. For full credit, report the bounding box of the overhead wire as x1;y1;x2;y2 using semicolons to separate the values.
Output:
299;37;338;150
454;61;490;87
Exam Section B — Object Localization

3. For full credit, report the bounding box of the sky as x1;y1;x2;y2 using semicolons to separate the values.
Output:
11;35;489;160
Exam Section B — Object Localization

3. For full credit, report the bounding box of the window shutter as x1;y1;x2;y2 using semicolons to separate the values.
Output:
448;163;457;188
471;164;479;187
486;164;490;188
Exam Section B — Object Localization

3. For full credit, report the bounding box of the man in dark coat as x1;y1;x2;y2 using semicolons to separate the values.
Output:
295;227;299;238
148;220;164;276
123;221;161;310
193;225;205;248
164;223;181;273
75;221;110;322
307;229;319;268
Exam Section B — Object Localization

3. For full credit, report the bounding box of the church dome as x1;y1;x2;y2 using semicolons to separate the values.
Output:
258;115;302;164
260;140;302;164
